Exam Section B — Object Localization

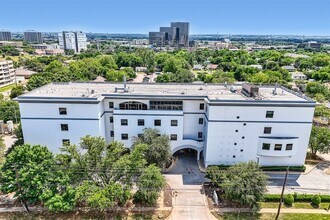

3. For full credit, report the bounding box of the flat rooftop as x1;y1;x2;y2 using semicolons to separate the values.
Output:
18;82;313;103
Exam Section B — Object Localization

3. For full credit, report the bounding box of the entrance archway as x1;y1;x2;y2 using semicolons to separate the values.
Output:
165;148;205;184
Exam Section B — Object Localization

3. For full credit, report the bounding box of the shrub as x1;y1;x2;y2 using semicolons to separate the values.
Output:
264;194;330;202
263;194;281;202
284;194;294;206
260;166;306;172
311;195;321;206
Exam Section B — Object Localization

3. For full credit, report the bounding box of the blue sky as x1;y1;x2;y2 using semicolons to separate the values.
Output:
0;0;329;35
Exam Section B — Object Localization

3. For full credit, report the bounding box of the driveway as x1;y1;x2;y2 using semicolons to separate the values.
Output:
164;152;216;220
267;163;330;194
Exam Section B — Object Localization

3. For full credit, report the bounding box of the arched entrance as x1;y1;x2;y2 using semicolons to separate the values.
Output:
165;147;205;184
171;145;202;160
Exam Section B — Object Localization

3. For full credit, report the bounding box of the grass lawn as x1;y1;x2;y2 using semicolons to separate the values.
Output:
0;83;16;92
0;210;171;220
260;202;330;210
214;212;330;220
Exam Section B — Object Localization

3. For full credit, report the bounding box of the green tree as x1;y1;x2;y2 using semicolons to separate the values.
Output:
208;162;268;212
134;128;172;169
0;135;5;166
13;123;24;147
309;126;330;156
10;85;25;99
133;164;165;206
0;144;54;211
172;68;195;83
314;105;330;118
0;100;20;123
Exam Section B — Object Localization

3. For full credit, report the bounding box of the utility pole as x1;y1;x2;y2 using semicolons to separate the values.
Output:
275;166;289;220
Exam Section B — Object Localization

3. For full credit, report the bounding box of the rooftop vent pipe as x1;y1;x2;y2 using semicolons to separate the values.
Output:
115;76;129;93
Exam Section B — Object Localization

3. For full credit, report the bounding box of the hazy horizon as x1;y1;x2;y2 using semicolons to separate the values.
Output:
1;0;329;36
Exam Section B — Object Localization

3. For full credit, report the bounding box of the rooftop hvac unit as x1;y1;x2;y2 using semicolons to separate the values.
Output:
242;83;259;97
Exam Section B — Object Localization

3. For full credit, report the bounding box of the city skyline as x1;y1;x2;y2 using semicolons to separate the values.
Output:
0;0;329;36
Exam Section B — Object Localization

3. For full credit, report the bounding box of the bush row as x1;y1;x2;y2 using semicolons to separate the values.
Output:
264;193;330;202
260;166;306;172
208;165;306;172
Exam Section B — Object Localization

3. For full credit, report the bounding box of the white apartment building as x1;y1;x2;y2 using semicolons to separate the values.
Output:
0;60;16;87
16;83;315;167
58;31;88;53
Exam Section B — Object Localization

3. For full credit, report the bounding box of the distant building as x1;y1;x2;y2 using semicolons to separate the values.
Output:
291;72;307;81
149;32;165;47
0;31;12;41
249;64;263;70
206;64;218;70
307;41;321;50
0;41;23;47
15;68;36;82
282;65;296;72
24;31;43;43
149;22;189;47
193;64;203;70
0;60;16;87
135;67;148;72
58;31;88;53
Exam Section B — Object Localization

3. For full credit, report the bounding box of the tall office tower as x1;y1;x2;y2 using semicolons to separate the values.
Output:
159;27;176;46
58;31;88;53
149;22;190;47
24;31;43;43
148;32;165;46
171;22;189;47
0;31;12;41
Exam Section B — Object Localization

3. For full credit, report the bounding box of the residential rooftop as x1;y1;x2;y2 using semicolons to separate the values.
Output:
18;82;313;103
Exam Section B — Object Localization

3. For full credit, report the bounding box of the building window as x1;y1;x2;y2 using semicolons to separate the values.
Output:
266;111;274;118
110;131;114;137
121;119;128;126
109;102;114;108
154;119;161;126
170;134;177;141
243;123;246;126
59;107;67;115
235;130;238;132
242;136;245;139
264;127;272;134
233;155;236;158
137;133;143;138
234;143;237;145
137;119;145;126
61;124;68;131
119;101;147;110
110;117;113;123
274;144;282;151
150;100;182;110
121;134;128;140
286;144;293;151
237;116;240;119
240;149;243;152
199;118;203;124
171;120;178;126
198;132;203;139
262;143;270;150
200;103;204;110
62;139;70;146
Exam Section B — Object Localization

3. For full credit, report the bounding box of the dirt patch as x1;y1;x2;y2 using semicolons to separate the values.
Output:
163;183;172;207
0;210;172;220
